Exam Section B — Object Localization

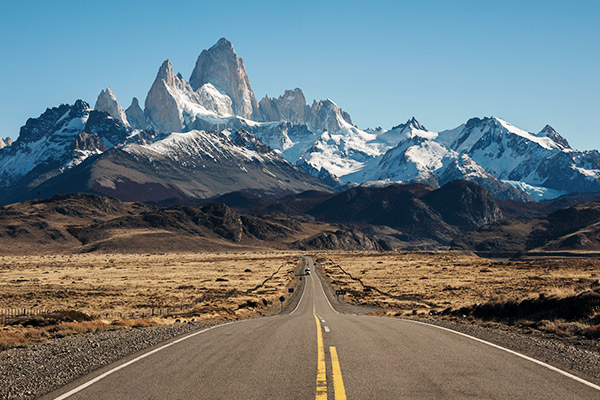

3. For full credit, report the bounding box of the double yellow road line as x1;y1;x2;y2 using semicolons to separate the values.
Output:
330;346;346;399
313;305;347;399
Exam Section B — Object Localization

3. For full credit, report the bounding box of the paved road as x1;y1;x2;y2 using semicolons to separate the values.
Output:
45;257;600;399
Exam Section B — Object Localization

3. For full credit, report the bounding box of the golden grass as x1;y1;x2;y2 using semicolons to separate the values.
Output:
0;252;301;317
0;330;30;349
0;251;303;349
317;251;600;315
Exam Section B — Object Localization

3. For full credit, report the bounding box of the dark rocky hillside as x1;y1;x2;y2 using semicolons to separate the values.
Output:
306;181;503;245
463;201;600;255
293;229;391;251
0;193;382;254
421;180;502;229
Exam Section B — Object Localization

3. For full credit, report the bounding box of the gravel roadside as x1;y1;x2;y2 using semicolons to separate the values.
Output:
0;321;225;400
423;318;600;386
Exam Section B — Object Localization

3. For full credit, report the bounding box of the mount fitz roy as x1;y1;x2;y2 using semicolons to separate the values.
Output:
1;38;600;205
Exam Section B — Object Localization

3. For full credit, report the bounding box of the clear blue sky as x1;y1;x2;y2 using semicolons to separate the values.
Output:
1;0;598;149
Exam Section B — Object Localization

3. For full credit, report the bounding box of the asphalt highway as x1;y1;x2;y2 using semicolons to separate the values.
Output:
44;257;600;399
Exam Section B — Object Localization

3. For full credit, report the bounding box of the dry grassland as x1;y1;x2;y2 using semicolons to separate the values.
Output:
318;251;600;336
0;252;302;349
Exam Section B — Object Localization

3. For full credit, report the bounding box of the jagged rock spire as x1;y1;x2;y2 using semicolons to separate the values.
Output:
125;97;148;130
94;88;130;127
189;38;260;120
538;124;571;150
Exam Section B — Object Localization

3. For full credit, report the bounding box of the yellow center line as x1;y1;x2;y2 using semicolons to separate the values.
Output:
314;312;327;399
330;346;347;400
312;271;327;400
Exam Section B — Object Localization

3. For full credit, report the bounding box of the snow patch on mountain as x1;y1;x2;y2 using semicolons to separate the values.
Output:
251;93;392;178
379;117;437;146
437;116;560;154
347;135;455;184
537;125;571;150
502;180;567;201
124;129;279;167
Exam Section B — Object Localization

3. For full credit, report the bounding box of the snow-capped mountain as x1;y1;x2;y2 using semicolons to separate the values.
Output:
1;37;599;204
0;39;334;204
144;59;235;133
436;117;600;198
342;119;530;201
339;115;600;201
0;100;131;188
0;101;330;204
252;92;393;179
9;128;330;204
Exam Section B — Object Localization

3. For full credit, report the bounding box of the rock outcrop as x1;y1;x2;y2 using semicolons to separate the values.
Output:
259;88;309;124
293;229;389;251
94;88;129;127
258;89;355;133
125;97;148;129
537;125;571;150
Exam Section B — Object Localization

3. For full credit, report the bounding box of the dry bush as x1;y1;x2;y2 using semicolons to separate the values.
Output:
0;252;303;350
0;331;29;350
0;318;159;349
0;252;300;325
583;324;600;338
458;291;600;322
111;319;153;328
50;320;110;337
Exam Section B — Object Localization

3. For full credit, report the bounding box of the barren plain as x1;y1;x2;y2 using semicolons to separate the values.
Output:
2;250;600;351
318;251;600;337
0;252;302;349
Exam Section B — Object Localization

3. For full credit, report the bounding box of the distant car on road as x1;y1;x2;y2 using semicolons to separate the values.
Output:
305;267;311;275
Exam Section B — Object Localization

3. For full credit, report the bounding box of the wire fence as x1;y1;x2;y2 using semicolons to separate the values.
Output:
0;305;200;325
0;308;49;324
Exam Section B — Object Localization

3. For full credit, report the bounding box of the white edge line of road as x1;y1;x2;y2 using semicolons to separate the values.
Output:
312;259;600;392
289;264;308;315
314;262;340;315
403;319;600;392
54;261;310;399
51;319;243;400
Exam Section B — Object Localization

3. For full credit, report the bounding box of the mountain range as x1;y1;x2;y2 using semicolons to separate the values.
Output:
1;37;599;205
